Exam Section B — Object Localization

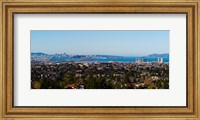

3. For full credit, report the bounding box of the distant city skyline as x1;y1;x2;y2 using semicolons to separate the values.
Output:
31;30;169;56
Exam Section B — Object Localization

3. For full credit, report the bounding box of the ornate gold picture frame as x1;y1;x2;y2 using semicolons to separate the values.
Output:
0;0;199;119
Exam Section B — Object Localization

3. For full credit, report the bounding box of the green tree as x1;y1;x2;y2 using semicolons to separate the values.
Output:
34;82;41;89
124;74;129;83
162;80;169;89
85;75;98;89
156;80;162;89
63;73;75;84
39;76;49;88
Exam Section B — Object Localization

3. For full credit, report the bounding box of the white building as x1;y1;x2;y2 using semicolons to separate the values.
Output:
157;58;163;63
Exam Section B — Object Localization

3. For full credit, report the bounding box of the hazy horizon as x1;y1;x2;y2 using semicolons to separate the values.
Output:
31;52;169;57
31;30;169;56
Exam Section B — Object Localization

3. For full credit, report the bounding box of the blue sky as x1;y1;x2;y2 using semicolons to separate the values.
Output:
31;30;169;56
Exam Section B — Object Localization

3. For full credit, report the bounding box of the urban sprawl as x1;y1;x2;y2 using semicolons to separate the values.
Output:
31;56;169;89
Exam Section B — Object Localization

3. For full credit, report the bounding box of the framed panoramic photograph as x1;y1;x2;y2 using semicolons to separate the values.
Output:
0;0;200;120
31;30;169;89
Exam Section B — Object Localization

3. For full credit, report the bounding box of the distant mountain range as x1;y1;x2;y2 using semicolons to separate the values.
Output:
31;52;47;56
31;52;169;58
146;53;169;58
31;52;169;62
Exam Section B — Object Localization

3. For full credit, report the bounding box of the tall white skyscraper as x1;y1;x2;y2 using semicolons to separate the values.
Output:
158;58;163;63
